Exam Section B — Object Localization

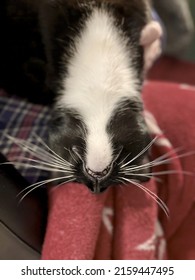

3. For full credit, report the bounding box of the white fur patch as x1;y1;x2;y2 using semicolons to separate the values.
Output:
59;8;139;172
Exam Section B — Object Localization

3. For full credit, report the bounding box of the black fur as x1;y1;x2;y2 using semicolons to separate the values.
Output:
39;0;149;94
48;96;151;193
0;0;152;192
0;0;149;103
0;0;54;104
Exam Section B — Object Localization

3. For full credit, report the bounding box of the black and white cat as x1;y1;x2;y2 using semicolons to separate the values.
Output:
1;0;153;193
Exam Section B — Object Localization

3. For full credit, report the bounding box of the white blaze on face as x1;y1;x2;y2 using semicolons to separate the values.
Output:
59;8;139;173
85;119;113;173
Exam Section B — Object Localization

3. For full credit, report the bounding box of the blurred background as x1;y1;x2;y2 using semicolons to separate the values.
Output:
148;0;195;84
153;0;195;60
186;0;195;61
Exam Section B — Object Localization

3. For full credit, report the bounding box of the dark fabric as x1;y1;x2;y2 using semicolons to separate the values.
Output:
0;89;51;183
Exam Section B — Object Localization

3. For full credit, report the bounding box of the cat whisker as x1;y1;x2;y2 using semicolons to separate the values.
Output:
139;170;195;177
72;146;85;164
64;147;79;164
7;156;74;172
50;178;77;192
31;132;74;167
115;178;126;185
120;136;158;168
118;171;162;182
5;134;55;160
3;134;77;201
119;176;169;217
5;134;73;169
18;175;74;202
117;150;131;166
1;160;74;174
121;150;195;173
148;147;183;164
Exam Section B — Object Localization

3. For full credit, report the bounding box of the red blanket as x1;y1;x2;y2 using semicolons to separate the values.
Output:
42;81;195;259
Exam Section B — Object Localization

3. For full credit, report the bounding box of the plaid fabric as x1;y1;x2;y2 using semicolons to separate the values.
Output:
0;89;51;184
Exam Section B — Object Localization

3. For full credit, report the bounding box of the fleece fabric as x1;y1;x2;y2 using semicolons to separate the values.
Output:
41;81;195;260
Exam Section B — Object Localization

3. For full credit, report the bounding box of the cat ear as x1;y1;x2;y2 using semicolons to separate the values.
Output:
140;21;162;46
140;21;163;71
